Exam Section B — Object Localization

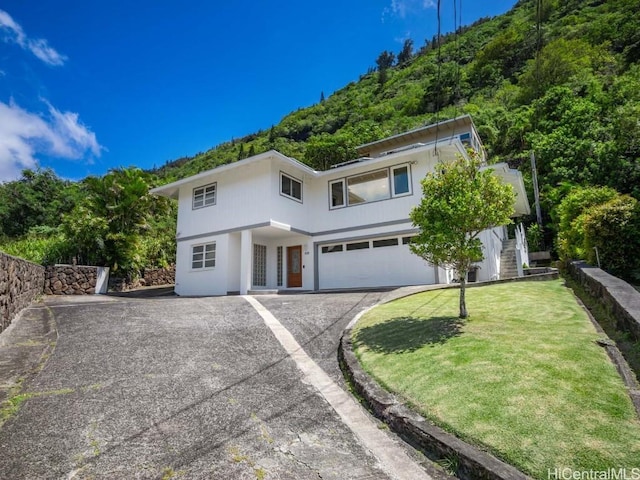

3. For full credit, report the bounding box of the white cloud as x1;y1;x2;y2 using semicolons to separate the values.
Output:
0;9;67;66
0;99;102;182
387;0;436;19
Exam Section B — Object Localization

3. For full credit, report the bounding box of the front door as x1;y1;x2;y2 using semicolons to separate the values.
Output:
287;245;302;288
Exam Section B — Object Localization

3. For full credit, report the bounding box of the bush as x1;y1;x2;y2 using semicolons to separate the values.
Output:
554;186;618;260
584;195;640;282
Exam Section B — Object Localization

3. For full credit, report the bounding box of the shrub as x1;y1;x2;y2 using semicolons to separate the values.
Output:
584;195;640;282
554;186;618;260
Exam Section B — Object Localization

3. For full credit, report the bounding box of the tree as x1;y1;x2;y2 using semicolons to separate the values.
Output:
583;195;640;281
376;50;395;71
409;154;516;318
0;168;79;237
553;185;618;261
397;39;414;66
376;50;395;85
62;167;164;277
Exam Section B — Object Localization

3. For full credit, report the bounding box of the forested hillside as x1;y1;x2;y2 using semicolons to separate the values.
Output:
2;0;639;280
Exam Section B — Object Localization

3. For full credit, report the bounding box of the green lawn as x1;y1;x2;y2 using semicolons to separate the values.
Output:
352;280;640;478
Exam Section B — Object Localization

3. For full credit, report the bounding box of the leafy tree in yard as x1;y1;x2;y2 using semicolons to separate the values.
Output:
409;154;515;318
63;167;169;277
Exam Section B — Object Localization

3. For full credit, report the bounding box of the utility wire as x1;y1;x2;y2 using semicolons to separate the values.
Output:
434;0;442;153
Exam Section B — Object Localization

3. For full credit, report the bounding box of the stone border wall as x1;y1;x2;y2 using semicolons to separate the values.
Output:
568;261;640;341
44;265;100;295
0;251;45;334
109;265;175;292
143;265;175;286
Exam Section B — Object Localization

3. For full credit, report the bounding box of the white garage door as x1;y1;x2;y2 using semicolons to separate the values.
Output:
318;236;436;290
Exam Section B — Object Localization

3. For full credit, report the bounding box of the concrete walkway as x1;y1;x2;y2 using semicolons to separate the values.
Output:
0;292;445;479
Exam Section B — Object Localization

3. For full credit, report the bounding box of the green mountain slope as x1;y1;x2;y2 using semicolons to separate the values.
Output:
153;0;640;204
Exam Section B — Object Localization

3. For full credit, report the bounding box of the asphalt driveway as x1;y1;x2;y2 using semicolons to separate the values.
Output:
0;291;438;479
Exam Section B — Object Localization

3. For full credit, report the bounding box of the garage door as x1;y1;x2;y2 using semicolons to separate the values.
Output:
318;235;436;290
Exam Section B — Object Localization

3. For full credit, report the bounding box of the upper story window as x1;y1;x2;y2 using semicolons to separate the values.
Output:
392;165;410;196
193;183;216;209
329;163;411;209
281;172;302;202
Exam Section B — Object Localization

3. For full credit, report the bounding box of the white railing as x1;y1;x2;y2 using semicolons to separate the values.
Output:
514;223;529;277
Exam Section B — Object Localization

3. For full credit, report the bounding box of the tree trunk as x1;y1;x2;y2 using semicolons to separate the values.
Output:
459;275;468;319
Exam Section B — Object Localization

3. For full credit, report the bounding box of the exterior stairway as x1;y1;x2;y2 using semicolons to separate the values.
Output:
499;239;519;279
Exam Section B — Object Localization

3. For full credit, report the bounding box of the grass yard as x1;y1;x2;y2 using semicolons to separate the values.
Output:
352;280;640;478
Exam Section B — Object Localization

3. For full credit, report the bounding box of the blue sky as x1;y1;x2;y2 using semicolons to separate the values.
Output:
0;0;517;182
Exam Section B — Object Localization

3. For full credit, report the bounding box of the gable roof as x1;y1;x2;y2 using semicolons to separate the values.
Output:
150;150;317;199
355;115;477;156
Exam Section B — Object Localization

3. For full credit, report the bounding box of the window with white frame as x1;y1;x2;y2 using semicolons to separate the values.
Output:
391;165;411;196
330;180;345;208
192;242;216;269
329;163;411;209
193;183;216;209
280;172;302;202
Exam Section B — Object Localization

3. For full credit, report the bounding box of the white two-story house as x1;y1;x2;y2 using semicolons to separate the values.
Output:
151;115;530;296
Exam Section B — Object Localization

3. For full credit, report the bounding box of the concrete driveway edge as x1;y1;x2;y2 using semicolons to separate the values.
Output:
0;303;57;411
339;324;532;480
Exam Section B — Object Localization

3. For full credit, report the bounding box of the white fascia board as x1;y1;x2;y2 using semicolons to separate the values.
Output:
482;163;531;216
316;138;468;178
150;150;319;198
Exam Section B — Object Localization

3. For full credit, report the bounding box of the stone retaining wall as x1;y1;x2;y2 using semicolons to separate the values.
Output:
109;265;175;292
143;265;175;286
568;261;640;341
0;251;45;334
44;265;98;295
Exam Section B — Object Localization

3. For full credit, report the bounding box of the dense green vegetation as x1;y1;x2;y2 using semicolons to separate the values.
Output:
1;0;640;279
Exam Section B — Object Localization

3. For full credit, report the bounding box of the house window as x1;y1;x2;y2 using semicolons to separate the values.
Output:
192;242;216;269
346;241;370;251
330;180;345;209
329;164;412;209
402;236;417;245
321;244;344;254
460;132;471;147
392;165;411;196
277;246;283;287
373;238;399;248
253;244;267;286
193;183;216;209
347;169;390;205
281;173;302;202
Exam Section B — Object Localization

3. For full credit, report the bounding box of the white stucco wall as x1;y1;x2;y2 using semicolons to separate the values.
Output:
475;227;506;282
175;233;229;296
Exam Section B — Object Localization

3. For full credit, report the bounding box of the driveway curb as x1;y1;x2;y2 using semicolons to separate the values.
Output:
339;323;531;480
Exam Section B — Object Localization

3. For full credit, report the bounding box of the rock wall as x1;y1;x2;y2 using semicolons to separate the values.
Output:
109;265;175;292
143;265;175;286
568;261;640;341
44;265;98;295
0;251;45;334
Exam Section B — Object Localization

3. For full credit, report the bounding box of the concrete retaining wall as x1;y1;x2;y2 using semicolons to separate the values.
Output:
0;251;45;334
568;261;640;341
44;265;100;295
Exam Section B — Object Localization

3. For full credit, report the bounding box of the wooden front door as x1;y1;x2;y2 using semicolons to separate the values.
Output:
287;245;302;288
